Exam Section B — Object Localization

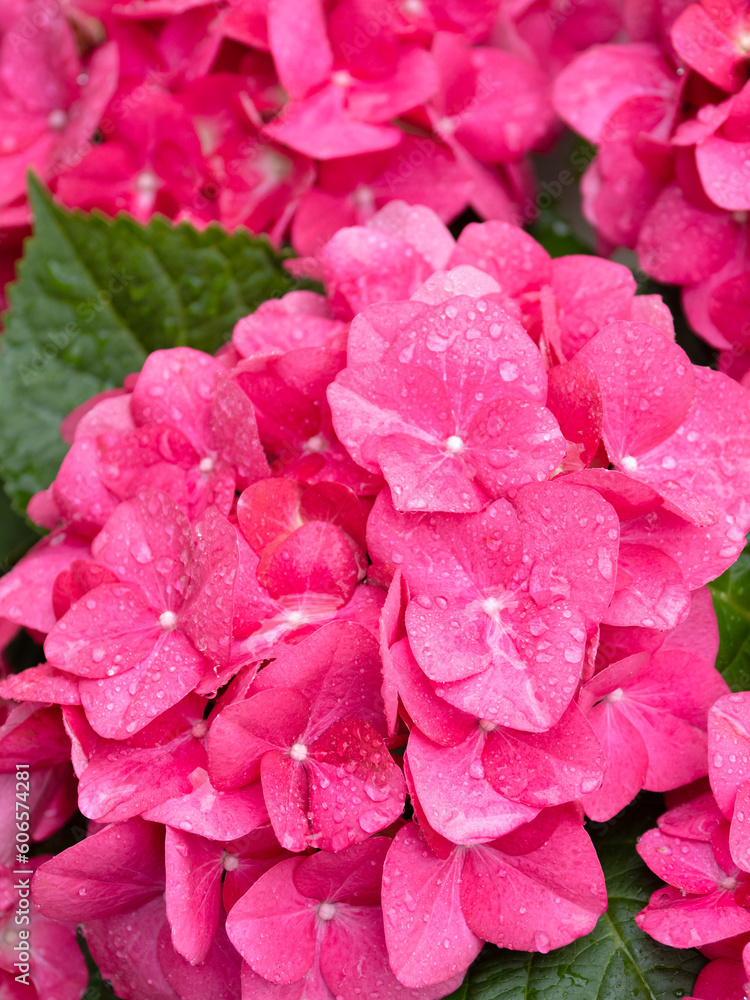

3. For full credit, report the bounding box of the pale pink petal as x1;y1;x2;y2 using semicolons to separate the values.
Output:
709;693;750;818
637;827;730;894
636;885;750;948
602;542;690;630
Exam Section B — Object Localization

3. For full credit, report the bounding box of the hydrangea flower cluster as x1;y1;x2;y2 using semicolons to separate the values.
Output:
552;0;750;383
0;0;629;314
1;201;749;997
634;691;750;1000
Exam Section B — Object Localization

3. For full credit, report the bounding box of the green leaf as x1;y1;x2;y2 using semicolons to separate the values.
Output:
462;794;705;1000
0;487;37;569
709;547;750;691
528;209;594;259
0;175;306;516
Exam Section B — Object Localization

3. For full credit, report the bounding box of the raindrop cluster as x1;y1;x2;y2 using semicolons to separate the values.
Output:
1;202;749;999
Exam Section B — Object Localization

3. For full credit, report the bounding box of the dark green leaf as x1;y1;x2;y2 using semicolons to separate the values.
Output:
462;794;705;1000
528;209;594;259
0;487;37;569
709;547;750;691
0;175;305;516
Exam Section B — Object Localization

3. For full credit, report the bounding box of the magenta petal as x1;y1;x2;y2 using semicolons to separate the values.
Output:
267;0;332;100
368;202;455;271
514;479;620;624
389;638;475;746
257;522;359;605
671;3;746;93
32;818;164;921
321;902;462;1000
378;433;487;513
697;137;750;211
165;827;223;964
551;256;637;359
580;698;649;822
252;621;386;738
78;733;204;822
546;361;603;470
483;702;604;809
691;957;748;1000
261;750;310;852
308;719;406;850
381;824;483;989
207;689;311;790
637;827;728;896
729;781;750;872
709;693;750;818
552;43;675;144
576;320;695;460
293;837;388;905
78;629;206;739
461;806;607;951
225;857;317;982
158;918;243;1000
602;543;689;630
467;398;566;499
240;961;333;1000
44;582;159;679
211;376;270;490
636;184;739;286
406;726;539;843
635;885;750;949
0;531;89;634
144;773;269;841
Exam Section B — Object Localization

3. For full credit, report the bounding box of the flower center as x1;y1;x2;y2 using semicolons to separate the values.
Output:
606;688;625;703
191;720;209;739
199;456;214;473
223;853;240;871
478;719;497;732
621;455;638;472
290;742;308;762
48;109;68;130
721;876;738;891
318;902;336;921
159;610;178;630
445;435;465;455
304;434;327;454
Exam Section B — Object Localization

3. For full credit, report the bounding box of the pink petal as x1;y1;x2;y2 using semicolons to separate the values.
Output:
0;531;89;634
377;433;488;513
637;827;729;894
144;772;269;841
321;901;462;1000
51;559;120;620
267;0;332;100
131;348;222;453
658;793;725;842
165;827;223;965
84;897;179;1000
158;918;243;1000
225;857;317;983
483;702;605;808
561;468;663;521
381;824;483;989
552;43;676;143
709;693;750;818
32;818;165;921
461;805;607;951
252;621;387;738
263;87;401;161
514;479;620;624
389;638;475;746
207;689;312;790
211;375;271;489
636;884;750;948
0;663;80;706
449;221;551;298
691;957;748;1000
671;3;746;93
44;582;160;679
636;184;740;285
467;398;566;500
729;781;750;872
545;361;603;470
406;726;539;843
367;202;454;271
551;256;637;358
261;750;311;852
576;320;695;460
580;697;649;822
78;732;204;823
602;542;690;630
78;629;206;739
293;836;388;904
257;522;359;606
90;490;193;612
308;719;406;850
